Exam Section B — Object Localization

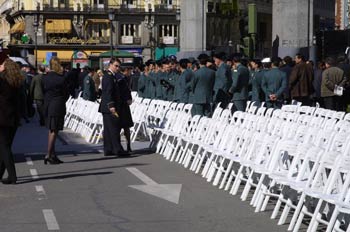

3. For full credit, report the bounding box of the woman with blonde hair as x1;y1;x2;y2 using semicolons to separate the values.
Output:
0;58;25;184
42;57;67;164
92;69;103;98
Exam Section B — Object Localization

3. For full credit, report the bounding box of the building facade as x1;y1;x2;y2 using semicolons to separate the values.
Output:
1;0;180;67
0;0;337;66
334;0;349;30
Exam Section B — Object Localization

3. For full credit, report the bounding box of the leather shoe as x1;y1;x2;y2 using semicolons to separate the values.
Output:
118;151;131;157
2;179;16;185
104;152;117;156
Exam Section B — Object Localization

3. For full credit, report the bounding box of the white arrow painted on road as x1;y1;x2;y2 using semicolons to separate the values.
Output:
126;167;182;204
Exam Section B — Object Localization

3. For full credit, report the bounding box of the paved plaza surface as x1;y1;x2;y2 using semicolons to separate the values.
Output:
1;118;294;232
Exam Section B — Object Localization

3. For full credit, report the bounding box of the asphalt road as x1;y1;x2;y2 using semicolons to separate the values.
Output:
1;118;294;232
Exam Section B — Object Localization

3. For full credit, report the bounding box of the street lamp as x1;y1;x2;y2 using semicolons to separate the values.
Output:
108;9;116;58
176;8;180;52
144;7;155;60
33;3;40;69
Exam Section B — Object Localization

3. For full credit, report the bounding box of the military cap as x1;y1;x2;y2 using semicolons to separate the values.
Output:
179;59;190;66
213;52;226;60
197;53;209;60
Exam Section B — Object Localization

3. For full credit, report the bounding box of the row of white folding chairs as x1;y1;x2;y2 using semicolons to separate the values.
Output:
197;119;350;231
64;97;103;144
154;104;350;231
129;97;194;143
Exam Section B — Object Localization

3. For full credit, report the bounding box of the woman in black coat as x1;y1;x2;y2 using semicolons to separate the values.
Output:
0;59;25;184
118;67;134;152
42;57;67;164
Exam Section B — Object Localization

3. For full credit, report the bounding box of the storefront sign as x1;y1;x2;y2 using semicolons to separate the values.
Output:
48;37;100;45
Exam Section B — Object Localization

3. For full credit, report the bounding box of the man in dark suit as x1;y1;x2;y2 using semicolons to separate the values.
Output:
229;56;250;112
191;54;215;116
289;53;314;106
99;58;128;156
213;52;232;109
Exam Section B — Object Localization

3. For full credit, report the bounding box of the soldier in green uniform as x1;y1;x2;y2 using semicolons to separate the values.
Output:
229;56;250;112
249;59;265;106
137;65;147;98
262;57;287;109
150;60;164;100
191;54;215;116
174;59;193;103
146;60;156;99
161;61;175;101
213;52;232;109
82;67;97;102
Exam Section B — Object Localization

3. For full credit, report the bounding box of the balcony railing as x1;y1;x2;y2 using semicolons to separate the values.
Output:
43;4;73;11
154;4;178;13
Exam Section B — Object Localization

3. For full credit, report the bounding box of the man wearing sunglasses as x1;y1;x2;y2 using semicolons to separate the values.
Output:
99;57;129;157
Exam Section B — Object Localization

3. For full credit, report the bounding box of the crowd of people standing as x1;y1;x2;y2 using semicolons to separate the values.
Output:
137;53;350;116
0;55;135;184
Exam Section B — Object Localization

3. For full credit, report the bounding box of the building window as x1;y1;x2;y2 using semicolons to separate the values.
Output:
120;24;140;37
86;23;109;43
120;24;140;44
159;24;177;37
159;24;178;44
161;0;172;4
93;0;104;8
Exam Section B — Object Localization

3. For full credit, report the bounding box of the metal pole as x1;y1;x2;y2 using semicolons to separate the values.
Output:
35;29;38;68
149;30;153;60
202;0;205;51
307;0;310;59
110;21;113;58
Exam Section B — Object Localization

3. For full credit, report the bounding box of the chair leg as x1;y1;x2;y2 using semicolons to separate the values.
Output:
293;206;307;232
271;195;283;219
288;194;306;231
219;160;234;190
325;207;339;232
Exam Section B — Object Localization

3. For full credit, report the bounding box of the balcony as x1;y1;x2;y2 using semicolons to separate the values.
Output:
120;36;141;45
117;4;145;13
43;4;73;12
154;4;177;13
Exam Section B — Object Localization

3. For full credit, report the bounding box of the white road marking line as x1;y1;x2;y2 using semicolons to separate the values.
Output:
30;169;39;179
25;157;33;165
126;167;157;185
42;209;60;230
35;185;47;200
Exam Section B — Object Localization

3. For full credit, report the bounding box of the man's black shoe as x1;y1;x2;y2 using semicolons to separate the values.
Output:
118;151;131;157
104;152;116;156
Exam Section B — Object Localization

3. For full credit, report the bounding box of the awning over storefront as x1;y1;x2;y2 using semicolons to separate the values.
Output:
45;19;72;34
86;19;109;24
9;21;25;34
84;19;110;28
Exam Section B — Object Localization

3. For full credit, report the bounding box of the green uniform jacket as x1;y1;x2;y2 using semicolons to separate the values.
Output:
137;73;147;98
251;69;265;103
30;73;44;100
82;74;96;101
213;63;232;103
230;64;250;101
163;71;177;101
262;67;287;102
191;66;215;104
174;69;193;103
147;71;157;99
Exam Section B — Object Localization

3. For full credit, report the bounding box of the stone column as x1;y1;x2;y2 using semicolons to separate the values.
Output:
272;0;314;59
177;0;207;58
